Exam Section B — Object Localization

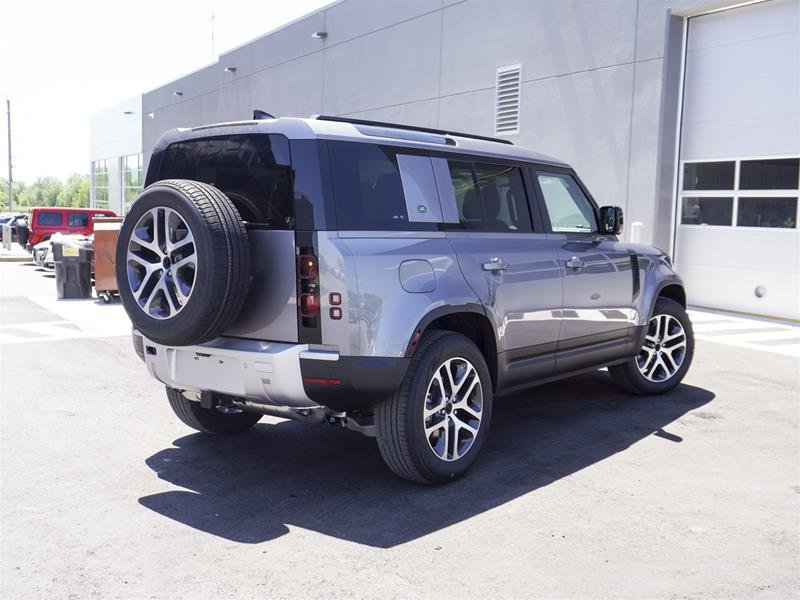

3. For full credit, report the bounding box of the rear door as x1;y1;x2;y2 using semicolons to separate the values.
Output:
532;168;637;372
442;158;563;386
67;211;89;234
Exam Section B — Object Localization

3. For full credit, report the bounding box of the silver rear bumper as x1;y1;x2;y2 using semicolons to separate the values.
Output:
138;332;337;409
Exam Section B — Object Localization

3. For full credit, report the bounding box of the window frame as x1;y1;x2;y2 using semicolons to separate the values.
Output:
426;148;545;234
678;155;800;231
529;165;601;237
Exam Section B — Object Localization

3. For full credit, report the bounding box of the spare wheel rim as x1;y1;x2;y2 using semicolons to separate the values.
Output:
126;207;198;319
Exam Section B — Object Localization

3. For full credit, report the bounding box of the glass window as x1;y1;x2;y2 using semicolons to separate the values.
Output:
37;212;63;226
68;213;89;227
448;161;481;229
536;172;597;233
328;142;435;231
474;164;532;232
683;162;735;191
739;159;799;190
681;197;733;225
122;154;143;212
92;159;110;209
159;135;294;229
737;197;797;228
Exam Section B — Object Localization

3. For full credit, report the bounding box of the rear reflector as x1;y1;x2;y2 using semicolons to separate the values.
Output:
299;292;320;317
303;377;342;385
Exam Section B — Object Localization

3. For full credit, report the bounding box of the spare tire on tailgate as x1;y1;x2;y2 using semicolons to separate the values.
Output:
116;179;251;346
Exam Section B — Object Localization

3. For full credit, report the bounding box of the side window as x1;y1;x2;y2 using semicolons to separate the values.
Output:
37;212;63;227
536;171;598;233
448;161;482;230
446;161;532;232
68;213;89;227
328;142;436;231
474;163;532;232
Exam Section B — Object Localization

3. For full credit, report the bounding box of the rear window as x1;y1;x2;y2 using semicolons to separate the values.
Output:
158;134;294;229
68;213;89;227
328;142;437;231
37;212;63;227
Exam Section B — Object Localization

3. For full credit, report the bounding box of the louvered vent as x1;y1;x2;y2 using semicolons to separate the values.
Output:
630;254;641;296
495;65;521;135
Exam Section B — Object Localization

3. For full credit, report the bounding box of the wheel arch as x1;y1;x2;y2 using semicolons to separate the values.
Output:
657;283;687;308
405;304;499;391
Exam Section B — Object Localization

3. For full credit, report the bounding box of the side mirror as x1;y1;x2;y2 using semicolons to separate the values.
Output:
599;205;624;235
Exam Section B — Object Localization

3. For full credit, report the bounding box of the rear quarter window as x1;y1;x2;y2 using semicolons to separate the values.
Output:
328;142;436;232
37;212;63;227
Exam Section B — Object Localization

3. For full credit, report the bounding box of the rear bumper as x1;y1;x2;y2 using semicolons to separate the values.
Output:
136;332;408;411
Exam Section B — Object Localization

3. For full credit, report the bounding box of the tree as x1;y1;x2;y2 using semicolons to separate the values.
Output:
19;177;63;208
0;178;28;210
57;174;90;208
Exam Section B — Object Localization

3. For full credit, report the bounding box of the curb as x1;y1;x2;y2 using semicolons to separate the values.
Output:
0;256;34;263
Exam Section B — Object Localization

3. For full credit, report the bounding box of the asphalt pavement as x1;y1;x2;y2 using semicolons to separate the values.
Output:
1;260;798;599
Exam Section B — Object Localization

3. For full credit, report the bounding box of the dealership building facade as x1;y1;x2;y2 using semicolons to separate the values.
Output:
90;0;800;320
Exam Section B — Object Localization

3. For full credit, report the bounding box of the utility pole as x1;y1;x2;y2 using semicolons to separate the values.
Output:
6;98;11;212
210;14;216;61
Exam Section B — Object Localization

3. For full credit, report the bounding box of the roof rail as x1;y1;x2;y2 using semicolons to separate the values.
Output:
313;115;514;145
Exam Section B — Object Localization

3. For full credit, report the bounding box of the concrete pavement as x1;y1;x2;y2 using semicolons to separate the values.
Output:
1;261;798;599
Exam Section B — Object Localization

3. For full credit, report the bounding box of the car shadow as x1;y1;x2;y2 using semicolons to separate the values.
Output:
138;372;714;548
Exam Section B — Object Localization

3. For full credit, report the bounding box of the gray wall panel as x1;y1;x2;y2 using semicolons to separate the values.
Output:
347;98;440;130
516;64;636;209
248;12;326;73
626;58;665;245
324;0;440;43
250;54;326;118
440;0;637;96
322;12;442;114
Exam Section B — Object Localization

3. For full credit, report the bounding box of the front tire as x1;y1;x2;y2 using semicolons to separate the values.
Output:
375;331;492;484
609;297;694;395
166;387;261;434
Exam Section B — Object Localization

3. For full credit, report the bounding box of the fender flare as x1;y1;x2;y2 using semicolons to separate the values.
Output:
404;302;498;357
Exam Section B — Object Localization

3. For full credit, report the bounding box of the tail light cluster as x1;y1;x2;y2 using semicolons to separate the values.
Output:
297;248;320;321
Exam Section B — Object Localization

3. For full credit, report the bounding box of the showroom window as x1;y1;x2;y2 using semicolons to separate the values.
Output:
680;158;799;228
92;159;110;209
121;154;143;213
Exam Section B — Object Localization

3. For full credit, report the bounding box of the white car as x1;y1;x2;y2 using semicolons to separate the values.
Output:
32;240;54;269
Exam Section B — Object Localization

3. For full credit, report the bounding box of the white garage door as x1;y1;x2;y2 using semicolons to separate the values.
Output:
675;0;800;321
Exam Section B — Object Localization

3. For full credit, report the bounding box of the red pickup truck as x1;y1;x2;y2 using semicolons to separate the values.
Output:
28;207;117;247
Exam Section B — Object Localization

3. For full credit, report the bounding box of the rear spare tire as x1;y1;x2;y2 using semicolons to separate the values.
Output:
116;179;251;346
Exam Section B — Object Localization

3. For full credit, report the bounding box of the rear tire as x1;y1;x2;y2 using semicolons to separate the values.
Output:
166;387;261;434
609;297;694;395
375;331;492;484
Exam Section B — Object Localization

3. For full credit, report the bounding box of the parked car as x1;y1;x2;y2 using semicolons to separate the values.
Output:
32;239;53;269
115;115;694;484
27;207;116;248
0;213;28;242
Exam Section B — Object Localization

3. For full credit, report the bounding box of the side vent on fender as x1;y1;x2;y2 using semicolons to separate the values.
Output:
630;254;641;297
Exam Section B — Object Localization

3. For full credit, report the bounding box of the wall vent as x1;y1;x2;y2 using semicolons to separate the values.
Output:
495;65;521;135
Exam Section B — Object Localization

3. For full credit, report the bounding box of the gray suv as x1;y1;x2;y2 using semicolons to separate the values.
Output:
117;115;694;484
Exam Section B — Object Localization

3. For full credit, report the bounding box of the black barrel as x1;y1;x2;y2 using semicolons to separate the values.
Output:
52;242;93;299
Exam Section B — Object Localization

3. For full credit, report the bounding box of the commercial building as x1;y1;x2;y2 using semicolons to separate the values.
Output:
89;0;800;320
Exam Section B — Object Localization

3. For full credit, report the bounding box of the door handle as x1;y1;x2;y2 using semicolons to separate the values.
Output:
566;256;585;270
482;257;509;272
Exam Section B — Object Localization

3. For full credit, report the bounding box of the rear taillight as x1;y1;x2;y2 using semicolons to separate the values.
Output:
297;254;318;279
296;245;320;331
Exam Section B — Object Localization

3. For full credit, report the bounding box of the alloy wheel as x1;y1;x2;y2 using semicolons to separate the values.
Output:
423;357;483;461
637;314;687;382
126;207;197;319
